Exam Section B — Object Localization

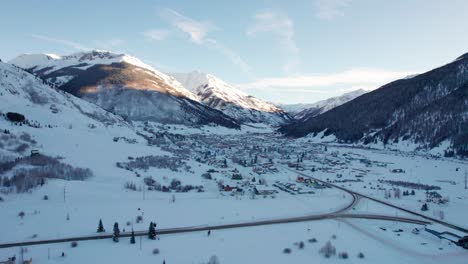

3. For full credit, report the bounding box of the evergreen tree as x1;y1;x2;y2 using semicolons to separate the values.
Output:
148;222;156;240
113;222;120;242
130;229;136;244
411;190;416;195
421;203;429;211
97;219;105;233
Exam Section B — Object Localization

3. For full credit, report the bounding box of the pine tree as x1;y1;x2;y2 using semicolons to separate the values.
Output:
97;219;105;233
148;222;156;240
113;222;120;242
421;203;429;211
130;229;136;244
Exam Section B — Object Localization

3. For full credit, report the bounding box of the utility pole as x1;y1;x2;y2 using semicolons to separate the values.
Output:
63;184;66;203
20;247;25;263
464;172;467;190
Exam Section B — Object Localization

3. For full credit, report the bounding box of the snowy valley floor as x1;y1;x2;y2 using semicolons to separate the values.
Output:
1;122;468;263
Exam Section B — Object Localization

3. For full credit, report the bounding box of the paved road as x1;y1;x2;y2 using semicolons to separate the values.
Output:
0;213;429;249
287;167;468;234
0;169;439;250
4;189;360;250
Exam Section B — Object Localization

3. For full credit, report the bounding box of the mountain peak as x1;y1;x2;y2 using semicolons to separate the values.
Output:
171;71;291;124
10;50;157;75
10;50;198;101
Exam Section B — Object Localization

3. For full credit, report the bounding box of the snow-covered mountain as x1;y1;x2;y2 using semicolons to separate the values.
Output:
0;61;125;129
280;53;468;156
293;89;368;120
10;51;239;128
276;103;315;115
171;71;291;124
278;89;367;118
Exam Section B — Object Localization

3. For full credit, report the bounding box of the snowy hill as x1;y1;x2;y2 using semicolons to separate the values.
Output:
10;51;239;128
293;89;368;120
0;61;125;130
0;60;148;174
171;71;291;124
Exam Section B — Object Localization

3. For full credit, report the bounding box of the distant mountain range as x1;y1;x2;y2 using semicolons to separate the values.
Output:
276;103;316;115
286;89;368;120
9;49;468;155
280;53;468;156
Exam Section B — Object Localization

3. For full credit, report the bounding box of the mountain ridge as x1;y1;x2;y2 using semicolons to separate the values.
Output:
171;71;291;124
10;51;240;128
279;53;468;155
293;89;368;120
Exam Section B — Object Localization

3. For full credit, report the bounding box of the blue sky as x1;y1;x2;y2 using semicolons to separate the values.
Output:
1;0;468;104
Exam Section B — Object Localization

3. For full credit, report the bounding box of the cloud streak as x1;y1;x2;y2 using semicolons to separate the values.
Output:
314;0;351;20
29;34;90;51
159;8;216;44
238;68;417;91
247;11;299;73
205;39;252;75
158;8;252;74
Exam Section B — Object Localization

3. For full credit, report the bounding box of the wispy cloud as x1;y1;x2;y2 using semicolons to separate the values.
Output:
157;8;252;74
247;10;299;73
238;68;416;91
205;39;252;74
29;34;90;51
159;8;217;44
314;0;351;20
94;38;125;50
143;29;170;41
